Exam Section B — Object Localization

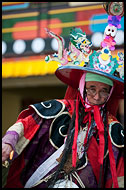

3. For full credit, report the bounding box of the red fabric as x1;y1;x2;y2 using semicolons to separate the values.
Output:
83;105;94;146
107;127;119;188
87;136;100;183
83;111;91;145
107;82;124;117
64;86;78;100
61;99;75;115
116;155;124;177
107;94;119;116
93;105;105;165
105;178;113;188
5;151;25;188
16;108;42;141
17;107;34;120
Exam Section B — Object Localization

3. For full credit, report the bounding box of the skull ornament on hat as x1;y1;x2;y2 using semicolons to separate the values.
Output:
101;15;121;51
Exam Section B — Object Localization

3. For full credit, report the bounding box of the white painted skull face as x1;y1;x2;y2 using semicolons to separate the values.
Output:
105;25;117;37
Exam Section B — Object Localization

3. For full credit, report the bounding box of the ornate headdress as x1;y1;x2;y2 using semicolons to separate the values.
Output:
45;16;124;98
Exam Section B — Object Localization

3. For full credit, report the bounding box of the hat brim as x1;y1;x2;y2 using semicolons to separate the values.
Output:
55;66;124;99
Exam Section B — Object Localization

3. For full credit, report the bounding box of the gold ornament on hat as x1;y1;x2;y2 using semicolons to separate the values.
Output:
103;2;124;17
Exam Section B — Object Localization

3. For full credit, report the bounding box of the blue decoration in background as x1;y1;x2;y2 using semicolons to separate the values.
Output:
90;14;124;33
2;3;29;11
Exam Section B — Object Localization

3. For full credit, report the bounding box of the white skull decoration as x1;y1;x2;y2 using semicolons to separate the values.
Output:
104;25;117;38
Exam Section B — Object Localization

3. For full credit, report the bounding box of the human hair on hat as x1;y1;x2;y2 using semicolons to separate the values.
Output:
85;73;113;86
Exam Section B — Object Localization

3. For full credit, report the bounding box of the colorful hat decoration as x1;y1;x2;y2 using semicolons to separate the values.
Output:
108;15;121;28
89;47;119;74
45;28;92;66
101;15;122;51
116;52;124;80
69;27;92;55
45;15;124;98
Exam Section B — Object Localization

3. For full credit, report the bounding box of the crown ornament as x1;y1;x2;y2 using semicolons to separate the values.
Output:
45;12;124;81
89;47;119;74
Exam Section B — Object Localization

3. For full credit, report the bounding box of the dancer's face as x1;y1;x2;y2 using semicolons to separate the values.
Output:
85;81;111;105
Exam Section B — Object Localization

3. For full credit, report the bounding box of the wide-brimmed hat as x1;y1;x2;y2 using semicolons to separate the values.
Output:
55;44;124;98
55;59;124;99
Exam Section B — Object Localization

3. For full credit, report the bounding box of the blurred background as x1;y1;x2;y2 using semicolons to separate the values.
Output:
2;2;124;136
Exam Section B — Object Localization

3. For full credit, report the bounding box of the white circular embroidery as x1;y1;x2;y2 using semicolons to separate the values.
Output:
121;130;124;137
59;125;67;137
41;102;51;108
